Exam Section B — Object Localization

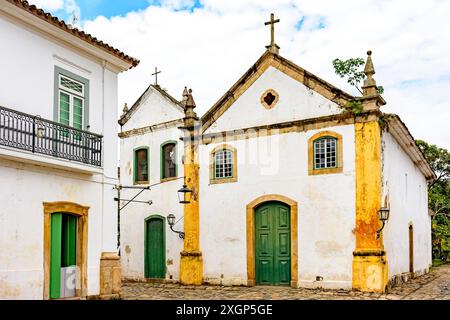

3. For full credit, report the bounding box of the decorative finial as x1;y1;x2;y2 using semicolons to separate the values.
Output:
182;86;189;105
264;13;280;54
185;89;196;108
362;49;377;96
122;103;128;114
183;88;198;128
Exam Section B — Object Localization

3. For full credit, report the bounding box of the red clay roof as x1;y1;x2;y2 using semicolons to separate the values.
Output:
6;0;139;69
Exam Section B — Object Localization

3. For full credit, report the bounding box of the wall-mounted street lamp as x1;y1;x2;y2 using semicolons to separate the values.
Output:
376;207;390;239
177;184;192;204
167;213;185;239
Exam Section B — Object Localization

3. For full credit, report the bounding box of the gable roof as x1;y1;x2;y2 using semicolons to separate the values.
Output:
201;50;355;133
3;0;139;69
119;84;184;126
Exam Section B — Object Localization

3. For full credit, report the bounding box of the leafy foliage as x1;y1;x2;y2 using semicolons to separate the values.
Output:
332;57;385;95
345;100;363;115
417;140;450;262
332;58;365;92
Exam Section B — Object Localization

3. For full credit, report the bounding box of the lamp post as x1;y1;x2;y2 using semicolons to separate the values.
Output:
376;207;390;239
167;213;185;239
177;184;192;204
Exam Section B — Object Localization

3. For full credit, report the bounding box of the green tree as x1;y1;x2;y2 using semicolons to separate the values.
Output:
332;57;384;95
416;140;450;262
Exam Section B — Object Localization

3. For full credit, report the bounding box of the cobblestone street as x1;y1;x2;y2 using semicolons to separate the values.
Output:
121;264;450;300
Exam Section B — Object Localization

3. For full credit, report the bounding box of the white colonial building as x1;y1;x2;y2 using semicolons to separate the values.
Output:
0;0;138;299
119;20;435;292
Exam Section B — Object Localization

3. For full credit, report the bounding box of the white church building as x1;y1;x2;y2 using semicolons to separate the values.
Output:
119;15;435;292
0;0;138;299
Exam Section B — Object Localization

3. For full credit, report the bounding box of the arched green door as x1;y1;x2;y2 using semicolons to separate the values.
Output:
255;202;291;286
145;217;166;279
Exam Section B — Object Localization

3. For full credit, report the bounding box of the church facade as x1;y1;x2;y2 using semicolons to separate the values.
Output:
119;23;435;292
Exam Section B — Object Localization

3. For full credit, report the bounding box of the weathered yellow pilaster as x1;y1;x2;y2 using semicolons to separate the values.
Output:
179;88;203;285
352;51;388;293
353;120;388;292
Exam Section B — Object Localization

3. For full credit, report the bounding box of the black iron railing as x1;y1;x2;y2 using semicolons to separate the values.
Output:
0;105;102;167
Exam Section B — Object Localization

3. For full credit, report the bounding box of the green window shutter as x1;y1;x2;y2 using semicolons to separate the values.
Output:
59;92;70;126
50;213;63;299
72;97;83;130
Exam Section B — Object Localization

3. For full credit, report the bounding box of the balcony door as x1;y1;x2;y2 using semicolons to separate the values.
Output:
58;75;84;131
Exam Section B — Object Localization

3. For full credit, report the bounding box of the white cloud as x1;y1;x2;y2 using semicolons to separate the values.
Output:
81;0;450;149
28;0;64;11
29;0;81;25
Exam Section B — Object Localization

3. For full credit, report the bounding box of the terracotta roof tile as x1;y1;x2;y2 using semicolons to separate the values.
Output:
5;0;139;69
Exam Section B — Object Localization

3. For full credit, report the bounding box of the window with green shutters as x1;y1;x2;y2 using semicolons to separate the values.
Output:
58;75;85;135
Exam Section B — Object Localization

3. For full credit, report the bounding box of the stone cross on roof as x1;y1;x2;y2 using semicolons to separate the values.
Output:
152;67;162;86
265;13;280;54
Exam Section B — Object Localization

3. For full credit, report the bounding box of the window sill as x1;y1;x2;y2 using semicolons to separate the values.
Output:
133;181;149;186
209;177;238;185
308;167;343;176
160;177;178;183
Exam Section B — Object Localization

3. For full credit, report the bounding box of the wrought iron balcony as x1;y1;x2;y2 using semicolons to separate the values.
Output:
0;105;102;167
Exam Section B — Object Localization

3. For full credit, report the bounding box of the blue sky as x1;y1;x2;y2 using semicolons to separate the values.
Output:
39;0;204;21
77;0;150;20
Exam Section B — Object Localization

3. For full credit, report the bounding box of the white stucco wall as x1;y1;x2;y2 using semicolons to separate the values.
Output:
205;66;342;134
199;125;356;289
121;88;184;132
382;131;432;279
119;88;185;280
0;12;120;299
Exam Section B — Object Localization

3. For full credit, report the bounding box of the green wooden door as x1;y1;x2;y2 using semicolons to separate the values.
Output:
255;202;291;286
145;217;166;278
50;213;77;299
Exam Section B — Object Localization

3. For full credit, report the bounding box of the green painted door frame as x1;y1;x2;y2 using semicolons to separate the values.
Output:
144;215;166;279
255;202;291;286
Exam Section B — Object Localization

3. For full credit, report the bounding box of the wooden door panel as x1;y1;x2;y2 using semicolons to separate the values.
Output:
145;218;165;279
50;213;62;299
255;202;291;286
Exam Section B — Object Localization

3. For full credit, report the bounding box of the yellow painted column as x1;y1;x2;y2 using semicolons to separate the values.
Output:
179;88;203;285
179;130;203;285
352;118;388;293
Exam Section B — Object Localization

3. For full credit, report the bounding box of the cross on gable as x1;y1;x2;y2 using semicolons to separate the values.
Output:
264;13;280;52
152;67;162;86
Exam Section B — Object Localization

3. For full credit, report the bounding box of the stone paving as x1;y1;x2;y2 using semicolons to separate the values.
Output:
121;264;450;300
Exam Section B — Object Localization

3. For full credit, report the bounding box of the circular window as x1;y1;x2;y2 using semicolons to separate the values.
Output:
260;89;279;109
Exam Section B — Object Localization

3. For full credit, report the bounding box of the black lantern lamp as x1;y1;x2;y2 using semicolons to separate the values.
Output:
376;207;390;239
177;184;192;204
167;213;184;239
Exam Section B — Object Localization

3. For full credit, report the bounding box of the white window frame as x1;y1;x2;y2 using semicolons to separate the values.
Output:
214;149;233;179
58;75;85;129
313;137;338;170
